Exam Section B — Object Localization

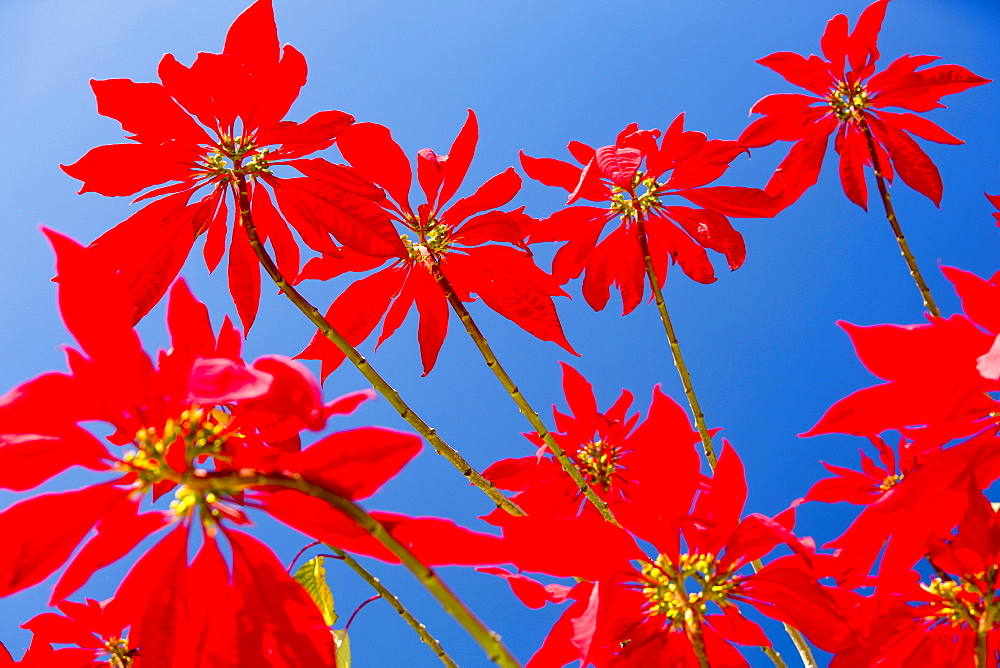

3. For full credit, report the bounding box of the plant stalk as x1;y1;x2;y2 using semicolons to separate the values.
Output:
633;214;717;469
762;646;788;668
858;119;941;318
186;468;521;668
230;170;524;517
326;544;458;668
427;261;619;526
634;209;817;667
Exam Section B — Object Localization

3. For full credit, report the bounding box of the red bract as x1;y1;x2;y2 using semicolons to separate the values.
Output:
521;115;779;313
0;231;421;606
483;363;704;520
805;265;1000;439
827;495;1000;667
497;445;849;666
740;0;989;209
16;527;341;667
804;428;1000;587
61;0;397;331
295;110;576;377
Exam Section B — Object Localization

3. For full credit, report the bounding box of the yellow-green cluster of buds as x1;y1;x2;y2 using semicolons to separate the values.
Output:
575;439;622;492
128;408;229;486
401;221;451;263
922;575;993;628
609;175;663;222
244;146;273;176
104;636;136;667
879;473;903;491
201;135;270;177
641;552;739;630
829;81;871;122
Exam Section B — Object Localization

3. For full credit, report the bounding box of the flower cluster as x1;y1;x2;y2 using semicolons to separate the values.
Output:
1;0;996;666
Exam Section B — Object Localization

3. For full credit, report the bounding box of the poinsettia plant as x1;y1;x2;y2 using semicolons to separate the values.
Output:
0;0;996;666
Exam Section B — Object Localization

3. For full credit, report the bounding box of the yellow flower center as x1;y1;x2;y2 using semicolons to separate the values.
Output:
609;175;662;222
828;81;871;122
202;134;271;178
126;407;229;486
104;636;136;667
641;552;739;631
879;473;902;491
574;439;622;492
922;571;999;630
401;218;451;261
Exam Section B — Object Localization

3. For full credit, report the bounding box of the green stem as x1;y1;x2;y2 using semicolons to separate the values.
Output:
633;214;717;469
762;646;788;668
685;618;712;668
230;171;524;517
858;119;941;318
326;544;458;668
185;469;521;668
427;261;619;526
633;210;817;667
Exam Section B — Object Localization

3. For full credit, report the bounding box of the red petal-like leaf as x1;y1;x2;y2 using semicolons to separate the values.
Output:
439;109;479;207
337;122;413;213
0;484;126;597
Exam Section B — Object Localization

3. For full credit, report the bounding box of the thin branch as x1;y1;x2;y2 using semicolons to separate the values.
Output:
858;119;941;318
230;169;524;517
634;214;717;469
327;544;459;668
345;594;382;631
287;540;323;574
762;646;788;668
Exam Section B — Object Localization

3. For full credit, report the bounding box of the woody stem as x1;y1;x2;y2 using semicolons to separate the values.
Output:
632;211;817;666
633;213;717;469
428;261;620;526
858;119;941;317
762;647;788;668
326;544;458;668
185;470;520;668
230;170;524;517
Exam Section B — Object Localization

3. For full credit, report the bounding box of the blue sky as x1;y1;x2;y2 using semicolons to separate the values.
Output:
0;0;997;665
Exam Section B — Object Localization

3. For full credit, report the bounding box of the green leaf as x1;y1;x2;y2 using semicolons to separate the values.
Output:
294;556;337;626
333;629;351;668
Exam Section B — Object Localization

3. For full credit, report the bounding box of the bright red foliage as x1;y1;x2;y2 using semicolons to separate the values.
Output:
825;495;1000;667
61;0;395;331
0;231;431;609
805;266;1000;439
295;110;576;377
493;443;846;666
483;363;704;520
740;0;989;209
522;116;779;313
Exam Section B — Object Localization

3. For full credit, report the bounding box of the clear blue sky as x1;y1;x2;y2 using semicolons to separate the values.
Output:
0;0;997;665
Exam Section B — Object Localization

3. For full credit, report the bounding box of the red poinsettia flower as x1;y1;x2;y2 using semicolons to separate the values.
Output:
740;0;989;209
483;363;705;521
62;0;399;331
826;494;1000;667
805;435;939;507
294;110;576;378
0;231;436;608
521;115;779;313
989;193;1000;226
800;428;1000;586
494;446;853;666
